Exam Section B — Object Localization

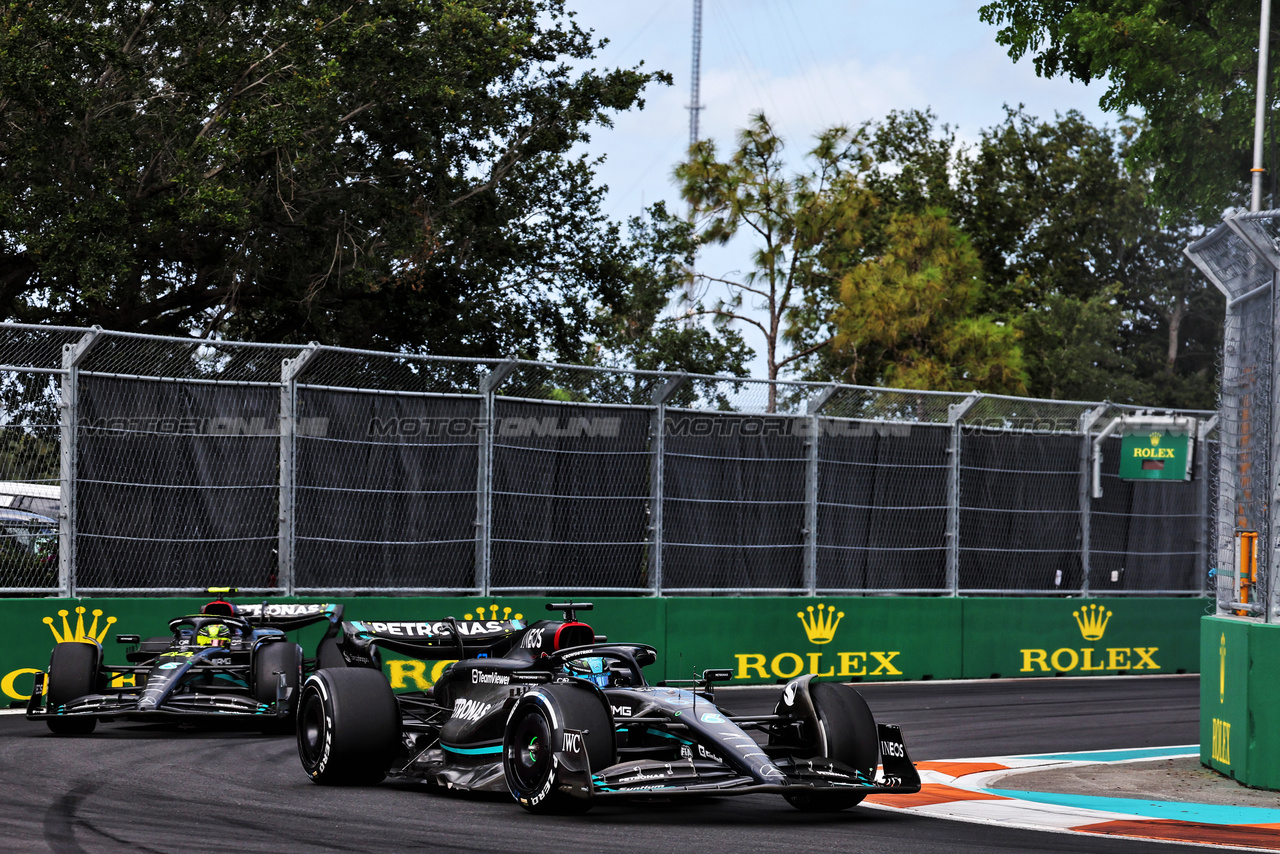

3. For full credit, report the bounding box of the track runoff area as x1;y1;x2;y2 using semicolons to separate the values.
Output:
8;673;1265;853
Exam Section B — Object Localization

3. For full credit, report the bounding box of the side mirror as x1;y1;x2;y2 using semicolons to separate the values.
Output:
702;669;733;683
593;634;608;643
115;634;140;645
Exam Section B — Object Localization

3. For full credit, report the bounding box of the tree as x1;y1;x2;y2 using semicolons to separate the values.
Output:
828;208;1027;393
0;0;666;359
978;0;1269;219
591;203;751;377
790;106;1220;408
676;113;875;410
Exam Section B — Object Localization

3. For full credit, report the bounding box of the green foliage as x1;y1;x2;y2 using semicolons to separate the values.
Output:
0;0;666;360
675;113;875;406
830;208;1027;393
590;202;751;377
799;107;1221;408
979;0;1266;219
1015;287;1148;402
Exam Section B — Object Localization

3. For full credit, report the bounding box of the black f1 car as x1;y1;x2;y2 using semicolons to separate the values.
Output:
297;602;921;813
27;594;344;734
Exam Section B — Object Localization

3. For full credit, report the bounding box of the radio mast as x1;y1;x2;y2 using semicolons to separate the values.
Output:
688;0;704;149
685;0;704;326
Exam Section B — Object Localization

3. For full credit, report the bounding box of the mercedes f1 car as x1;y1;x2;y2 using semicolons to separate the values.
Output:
27;594;344;734
297;602;921;813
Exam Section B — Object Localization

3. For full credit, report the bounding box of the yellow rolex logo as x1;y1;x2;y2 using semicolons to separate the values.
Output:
44;606;116;644
462;603;523;622
1150;432;1161;446
1220;633;1226;704
1072;604;1111;641
797;604;843;645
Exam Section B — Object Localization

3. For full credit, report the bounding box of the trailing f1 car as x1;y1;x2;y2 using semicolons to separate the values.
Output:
27;593;344;734
297;602;921;813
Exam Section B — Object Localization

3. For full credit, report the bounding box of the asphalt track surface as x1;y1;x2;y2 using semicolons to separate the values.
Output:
0;675;1200;853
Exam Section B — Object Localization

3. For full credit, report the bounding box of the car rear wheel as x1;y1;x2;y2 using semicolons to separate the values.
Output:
46;642;100;735
297;668;399;785
502;683;613;814
784;682;877;812
254;641;304;733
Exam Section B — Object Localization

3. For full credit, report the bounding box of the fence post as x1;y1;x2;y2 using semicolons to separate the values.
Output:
475;361;517;596
58;327;101;598
649;374;687;596
804;385;840;596
1078;404;1110;598
945;394;981;596
279;345;320;596
1197;415;1219;597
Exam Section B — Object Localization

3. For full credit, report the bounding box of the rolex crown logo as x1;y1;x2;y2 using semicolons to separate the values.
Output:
1072;603;1111;641
463;603;523;622
797;603;843;645
1150;432;1161;446
44;606;116;644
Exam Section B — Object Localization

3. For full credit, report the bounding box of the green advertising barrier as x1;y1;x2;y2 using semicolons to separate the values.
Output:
664;597;964;684
964;598;1206;679
0;595;1208;707
0;596;667;704
1199;617;1280;790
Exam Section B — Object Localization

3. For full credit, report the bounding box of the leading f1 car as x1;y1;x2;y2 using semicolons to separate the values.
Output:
27;593;344;734
297;602;921;813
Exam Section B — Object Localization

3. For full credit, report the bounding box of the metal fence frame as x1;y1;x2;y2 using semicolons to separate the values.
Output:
0;323;1216;598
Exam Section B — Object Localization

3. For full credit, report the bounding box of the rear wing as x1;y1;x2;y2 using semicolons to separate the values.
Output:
239;602;344;634
341;617;523;660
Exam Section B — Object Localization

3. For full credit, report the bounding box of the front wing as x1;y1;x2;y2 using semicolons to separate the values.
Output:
25;670;293;722
582;724;921;801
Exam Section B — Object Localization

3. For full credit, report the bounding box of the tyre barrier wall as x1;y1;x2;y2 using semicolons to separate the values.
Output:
1200;616;1280;790
0;596;1207;706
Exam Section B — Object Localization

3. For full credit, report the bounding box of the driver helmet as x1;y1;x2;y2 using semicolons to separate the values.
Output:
196;623;231;647
566;656;610;688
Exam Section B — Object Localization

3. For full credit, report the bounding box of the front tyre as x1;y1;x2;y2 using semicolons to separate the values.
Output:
46;642;100;735
296;668;399;785
503;684;613;815
254;641;304;734
784;682;877;812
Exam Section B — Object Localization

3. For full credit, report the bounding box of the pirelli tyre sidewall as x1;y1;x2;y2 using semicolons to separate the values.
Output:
785;681;878;812
296;668;399;785
46;641;102;735
503;683;613;814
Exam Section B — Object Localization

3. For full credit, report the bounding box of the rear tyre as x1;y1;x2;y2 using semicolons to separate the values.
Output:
297;668;400;785
46;642;100;735
503;684;613;815
254;641;304;734
784;682;877;812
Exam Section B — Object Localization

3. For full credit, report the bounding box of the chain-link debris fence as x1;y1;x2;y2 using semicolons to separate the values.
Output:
0;323;1215;597
1186;211;1280;620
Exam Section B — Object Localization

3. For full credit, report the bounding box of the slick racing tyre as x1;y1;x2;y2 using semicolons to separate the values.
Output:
503;683;613;815
46;642;101;735
254;641;304;734
297;667;399;785
784;682;878;812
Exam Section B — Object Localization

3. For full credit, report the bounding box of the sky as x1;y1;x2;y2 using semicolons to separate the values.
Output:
562;1;1118;376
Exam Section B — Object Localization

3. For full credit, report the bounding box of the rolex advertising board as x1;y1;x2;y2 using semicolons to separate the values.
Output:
1117;428;1193;482
664;597;963;684
0;597;666;704
0;596;1205;706
963;598;1205;678
1199;616;1280;790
